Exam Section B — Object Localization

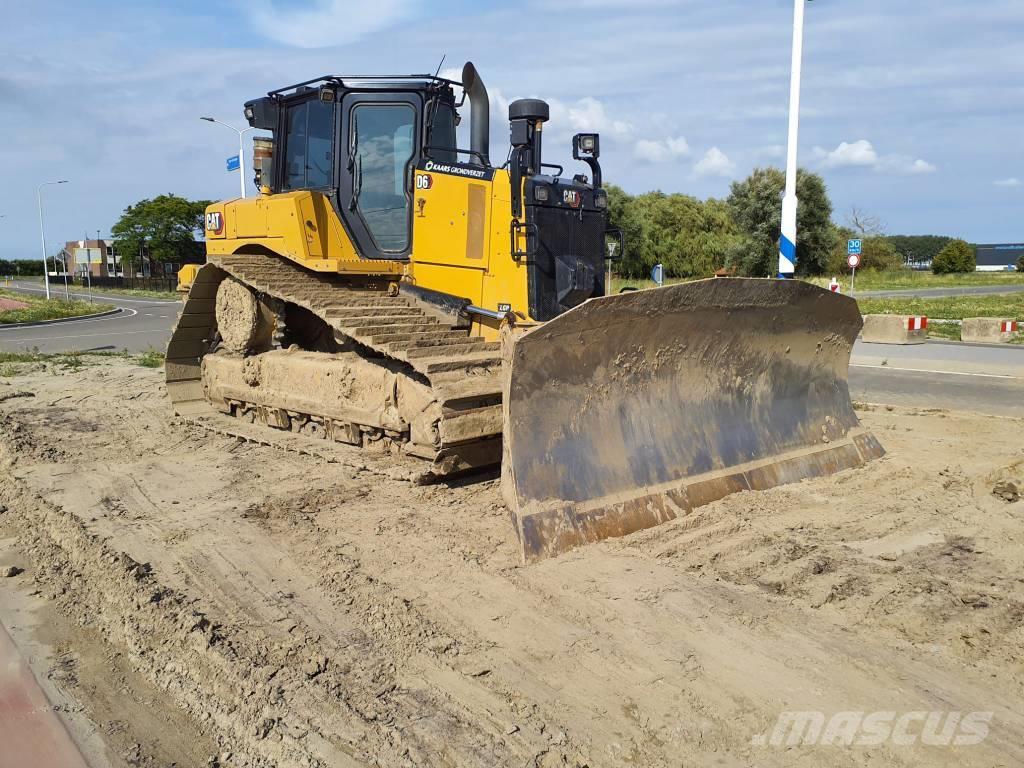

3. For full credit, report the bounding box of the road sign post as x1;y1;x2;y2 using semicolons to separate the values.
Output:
651;263;664;287
847;239;862;297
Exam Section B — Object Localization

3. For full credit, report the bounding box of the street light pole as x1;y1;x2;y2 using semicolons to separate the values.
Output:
36;180;69;300
200;117;254;199
779;0;807;279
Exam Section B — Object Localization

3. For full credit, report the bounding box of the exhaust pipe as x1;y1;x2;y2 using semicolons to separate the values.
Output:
461;61;489;166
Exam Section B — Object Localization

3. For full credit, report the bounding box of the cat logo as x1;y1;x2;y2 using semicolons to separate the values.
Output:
562;190;581;208
205;211;224;234
416;173;433;190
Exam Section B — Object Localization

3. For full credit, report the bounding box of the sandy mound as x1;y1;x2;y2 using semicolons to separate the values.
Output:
0;358;1021;767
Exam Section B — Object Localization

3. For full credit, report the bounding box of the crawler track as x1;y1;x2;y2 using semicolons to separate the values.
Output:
166;253;504;475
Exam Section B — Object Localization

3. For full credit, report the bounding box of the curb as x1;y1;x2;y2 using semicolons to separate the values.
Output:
0;307;123;329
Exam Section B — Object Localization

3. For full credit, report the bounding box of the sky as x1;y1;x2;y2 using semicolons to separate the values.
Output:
2;0;1022;261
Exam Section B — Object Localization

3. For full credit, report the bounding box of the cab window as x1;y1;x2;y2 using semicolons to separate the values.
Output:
283;99;334;190
350;103;416;252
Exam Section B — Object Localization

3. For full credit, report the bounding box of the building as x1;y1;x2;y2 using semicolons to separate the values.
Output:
975;243;1023;272
60;239;123;278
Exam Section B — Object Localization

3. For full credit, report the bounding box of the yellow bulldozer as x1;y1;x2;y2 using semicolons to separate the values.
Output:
168;62;883;561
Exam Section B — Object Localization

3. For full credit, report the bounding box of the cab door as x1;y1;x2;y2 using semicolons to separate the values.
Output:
338;93;420;260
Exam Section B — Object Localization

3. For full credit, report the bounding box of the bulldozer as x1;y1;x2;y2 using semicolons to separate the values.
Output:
168;62;883;561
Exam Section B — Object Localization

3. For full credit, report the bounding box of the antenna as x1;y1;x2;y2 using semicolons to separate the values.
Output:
433;54;446;78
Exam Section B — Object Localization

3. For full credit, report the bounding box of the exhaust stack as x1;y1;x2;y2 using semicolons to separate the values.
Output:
461;61;489;165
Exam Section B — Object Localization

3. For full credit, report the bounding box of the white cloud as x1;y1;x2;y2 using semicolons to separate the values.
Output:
907;158;938;174
248;0;414;48
693;147;735;178
549;96;634;139
994;177;1021;187
815;139;878;169
813;140;936;175
875;154;937;174
634;136;690;163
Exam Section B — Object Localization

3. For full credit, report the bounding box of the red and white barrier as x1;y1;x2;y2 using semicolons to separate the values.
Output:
961;317;1020;343
862;315;928;345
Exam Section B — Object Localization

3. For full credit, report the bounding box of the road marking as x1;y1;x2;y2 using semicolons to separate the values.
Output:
851;363;1020;380
0;307;138;332
7;329;170;342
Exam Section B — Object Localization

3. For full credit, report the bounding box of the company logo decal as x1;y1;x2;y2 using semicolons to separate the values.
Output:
420;160;495;181
205;211;224;234
563;190;581;208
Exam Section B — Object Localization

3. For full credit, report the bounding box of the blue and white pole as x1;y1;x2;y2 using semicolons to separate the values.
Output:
779;0;807;279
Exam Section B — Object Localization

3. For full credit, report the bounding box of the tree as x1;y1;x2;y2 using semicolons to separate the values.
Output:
111;194;211;270
887;235;952;267
725;167;836;277
931;239;976;274
605;184;646;278
1017;253;1024;273
826;227;903;274
606;187;739;280
847;206;885;238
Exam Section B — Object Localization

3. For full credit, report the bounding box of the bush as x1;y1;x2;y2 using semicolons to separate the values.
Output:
1018;254;1024;272
826;235;904;275
931;239;976;274
0;260;45;277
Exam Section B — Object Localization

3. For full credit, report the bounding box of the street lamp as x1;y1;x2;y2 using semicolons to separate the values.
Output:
779;0;810;279
37;180;69;300
201;117;254;199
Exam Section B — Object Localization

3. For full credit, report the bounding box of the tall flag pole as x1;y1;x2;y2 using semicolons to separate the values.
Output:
779;0;806;278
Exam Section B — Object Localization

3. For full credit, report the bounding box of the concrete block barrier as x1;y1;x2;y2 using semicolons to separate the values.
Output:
861;314;928;345
961;318;1019;343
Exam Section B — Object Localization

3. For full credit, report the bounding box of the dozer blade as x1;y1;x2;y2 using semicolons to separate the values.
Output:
501;277;885;562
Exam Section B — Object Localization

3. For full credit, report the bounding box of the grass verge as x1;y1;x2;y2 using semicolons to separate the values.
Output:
856;293;1023;345
808;269;1024;292
856;292;1023;321
84;287;180;301
0;348;166;375
0;289;115;324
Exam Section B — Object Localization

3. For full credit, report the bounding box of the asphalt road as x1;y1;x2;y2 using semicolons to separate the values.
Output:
850;338;1024;418
857;284;1024;299
849;366;1024;418
2;280;1022;416
0;281;179;353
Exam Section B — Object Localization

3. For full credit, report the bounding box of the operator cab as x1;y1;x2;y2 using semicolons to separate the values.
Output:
244;71;467;261
243;61;612;321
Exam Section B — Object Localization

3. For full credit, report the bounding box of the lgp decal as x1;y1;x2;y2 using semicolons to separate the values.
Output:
205;211;224;234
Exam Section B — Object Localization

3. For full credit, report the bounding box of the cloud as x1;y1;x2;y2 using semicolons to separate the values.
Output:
634;136;690;163
890;157;938;175
816;140;878;169
813;140;936;175
994;177;1021;187
693;147;735;178
548;96;634;140
247;0;415;48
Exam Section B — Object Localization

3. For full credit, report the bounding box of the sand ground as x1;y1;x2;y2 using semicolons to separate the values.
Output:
0;358;1021;767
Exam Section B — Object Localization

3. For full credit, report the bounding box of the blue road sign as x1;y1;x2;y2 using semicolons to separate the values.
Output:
847;239;863;255
651;263;664;286
226;155;241;172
